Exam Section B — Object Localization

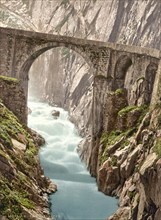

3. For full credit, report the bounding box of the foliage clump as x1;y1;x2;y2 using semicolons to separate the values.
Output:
0;100;40;219
100;128;134;164
118;105;148;117
0;101;38;165
0;174;35;219
114;88;126;96
0;75;19;84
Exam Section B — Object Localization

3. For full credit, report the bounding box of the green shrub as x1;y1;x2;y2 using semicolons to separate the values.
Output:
118;106;137;117
115;88;126;96
118;105;148;117
0;175;35;219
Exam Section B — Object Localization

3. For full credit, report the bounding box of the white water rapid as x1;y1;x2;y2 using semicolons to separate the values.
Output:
28;98;118;220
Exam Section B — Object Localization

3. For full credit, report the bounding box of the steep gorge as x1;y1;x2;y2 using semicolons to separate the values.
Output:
0;0;161;219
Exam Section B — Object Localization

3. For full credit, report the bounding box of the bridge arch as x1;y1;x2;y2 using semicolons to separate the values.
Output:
113;55;133;90
19;42;95;94
144;62;158;104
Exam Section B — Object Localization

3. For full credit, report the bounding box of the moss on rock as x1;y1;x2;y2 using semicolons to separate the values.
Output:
99;128;135;165
0;100;52;219
0;75;19;84
118;105;148;117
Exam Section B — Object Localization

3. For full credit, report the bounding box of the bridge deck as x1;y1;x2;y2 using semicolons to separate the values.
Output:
0;26;160;58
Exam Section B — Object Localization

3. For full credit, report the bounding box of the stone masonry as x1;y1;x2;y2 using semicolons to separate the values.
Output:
0;26;161;131
0;76;27;124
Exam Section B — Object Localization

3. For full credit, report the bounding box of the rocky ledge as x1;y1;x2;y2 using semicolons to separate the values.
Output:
0;99;56;220
94;89;161;220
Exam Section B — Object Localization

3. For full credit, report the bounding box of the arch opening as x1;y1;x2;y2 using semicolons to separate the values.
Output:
25;45;93;138
113;55;133;90
144;62;158;104
19;44;95;101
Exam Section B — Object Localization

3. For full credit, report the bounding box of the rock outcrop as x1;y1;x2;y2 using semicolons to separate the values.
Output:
51;110;60;119
96;92;161;219
0;77;56;220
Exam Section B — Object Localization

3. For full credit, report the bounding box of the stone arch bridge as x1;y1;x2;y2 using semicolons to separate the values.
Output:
0;27;161;126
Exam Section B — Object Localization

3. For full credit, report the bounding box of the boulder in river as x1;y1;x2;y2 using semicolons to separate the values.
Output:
51;110;60;119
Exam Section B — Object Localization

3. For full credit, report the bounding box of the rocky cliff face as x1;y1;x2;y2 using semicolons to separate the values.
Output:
1;0;161;139
0;76;56;220
1;0;161;219
96;94;161;220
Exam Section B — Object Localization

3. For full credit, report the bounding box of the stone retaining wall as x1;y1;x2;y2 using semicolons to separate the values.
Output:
0;75;27;124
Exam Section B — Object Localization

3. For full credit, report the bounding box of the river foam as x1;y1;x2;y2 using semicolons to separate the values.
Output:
28;98;117;220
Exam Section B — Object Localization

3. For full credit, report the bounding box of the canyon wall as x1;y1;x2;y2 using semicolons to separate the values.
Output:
1;0;161;139
1;0;161;219
0;76;56;220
